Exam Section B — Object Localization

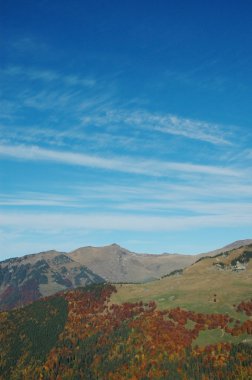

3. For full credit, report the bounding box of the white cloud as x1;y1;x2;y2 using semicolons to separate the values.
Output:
0;192;79;208
23;89;82;110
1;179;252;216
155;116;231;145
114;200;252;216
0;143;241;177
71;181;252;203
0;64;238;150
1;212;251;232
80;109;233;146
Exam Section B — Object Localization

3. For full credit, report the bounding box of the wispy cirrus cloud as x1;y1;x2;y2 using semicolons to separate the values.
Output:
71;181;252;203
114;200;252;216
154;115;231;145
1;66;96;88
1;211;251;232
22;89;82;110
81;109;233;146
0;192;79;208
0;143;241;177
1;177;252;214
1;64;237;149
8;194;250;219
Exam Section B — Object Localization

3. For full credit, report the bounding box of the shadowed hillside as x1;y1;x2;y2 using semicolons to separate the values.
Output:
0;250;104;310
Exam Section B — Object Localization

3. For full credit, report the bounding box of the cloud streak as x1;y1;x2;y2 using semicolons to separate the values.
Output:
81;109;233;146
1;211;251;232
1;65;235;147
0;143;240;177
2;66;96;88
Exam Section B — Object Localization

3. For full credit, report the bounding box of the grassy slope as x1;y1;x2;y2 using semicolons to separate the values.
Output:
111;245;252;345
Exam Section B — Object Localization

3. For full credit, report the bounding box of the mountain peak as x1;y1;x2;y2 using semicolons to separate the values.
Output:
110;243;122;248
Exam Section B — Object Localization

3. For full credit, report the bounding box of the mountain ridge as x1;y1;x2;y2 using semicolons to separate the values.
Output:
66;239;252;282
68;238;252;257
1;239;251;311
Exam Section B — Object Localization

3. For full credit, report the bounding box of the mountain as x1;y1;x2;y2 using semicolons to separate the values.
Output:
111;243;252;316
67;243;197;283
1;243;251;378
67;240;252;282
0;250;104;311
1;239;251;310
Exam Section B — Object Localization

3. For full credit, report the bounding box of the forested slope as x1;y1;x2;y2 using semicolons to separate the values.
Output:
0;284;251;379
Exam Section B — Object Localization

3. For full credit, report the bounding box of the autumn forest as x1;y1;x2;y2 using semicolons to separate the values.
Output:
0;284;251;380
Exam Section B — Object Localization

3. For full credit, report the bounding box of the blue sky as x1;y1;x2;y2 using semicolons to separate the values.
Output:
1;0;252;259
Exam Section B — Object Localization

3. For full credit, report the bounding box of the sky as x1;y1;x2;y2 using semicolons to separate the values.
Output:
1;0;252;259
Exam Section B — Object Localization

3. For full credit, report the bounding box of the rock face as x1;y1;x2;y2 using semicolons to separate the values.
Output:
0;250;104;310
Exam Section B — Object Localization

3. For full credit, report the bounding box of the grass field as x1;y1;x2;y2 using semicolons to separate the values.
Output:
112;272;251;316
111;246;252;346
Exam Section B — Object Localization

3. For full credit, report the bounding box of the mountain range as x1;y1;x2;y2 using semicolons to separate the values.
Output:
1;242;252;379
0;240;252;379
1;239;251;310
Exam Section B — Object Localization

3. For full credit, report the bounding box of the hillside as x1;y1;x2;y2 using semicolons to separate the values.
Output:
111;244;252;317
198;239;252;258
0;250;104;311
0;283;251;380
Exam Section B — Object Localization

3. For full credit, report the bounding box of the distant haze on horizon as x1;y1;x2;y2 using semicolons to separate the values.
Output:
1;1;252;260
